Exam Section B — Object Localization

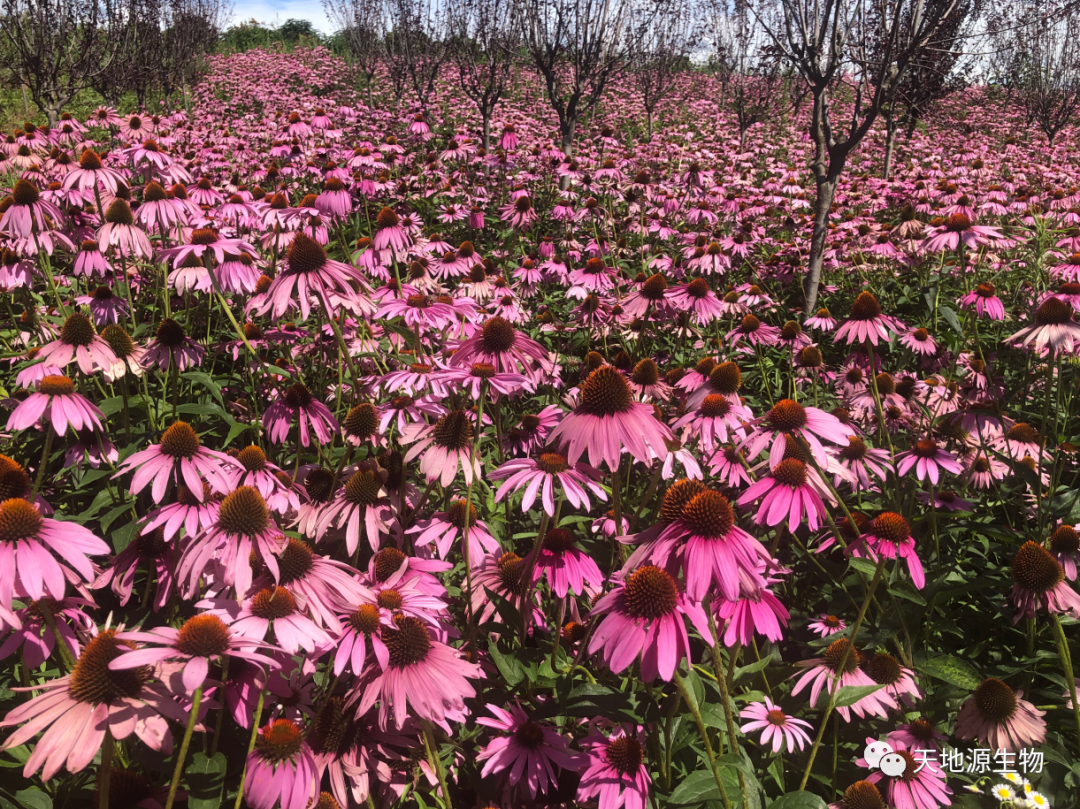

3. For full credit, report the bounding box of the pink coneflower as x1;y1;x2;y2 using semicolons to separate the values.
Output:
500;195;538;229
849;512;926;589
244;718;319;809
576;725;651;809
0;180;63;239
726;312;780;347
834;292;905;346
671;394;751;453
1008;296;1080;353
958;283;1006;320
548;366;673;471
33;312;119;376
350;614;481;730
470;549;546;629
741;398;854;469
739;698;814;753
116;421;236;503
62;149;127;194
98;198;153;259
263;383;340;448
1010;541;1080;622
309;463;393;554
804;307;838;331
448;316;552;380
954;678;1046;752
476;702;578;798
111;612;278;692
864;652;922;707
859;743;952;809
75;285;128;326
834;435;892;491
532;527;604;598
402;410;482;487
900;327;938;355
135;180;188;231
373;206;410;252
0;628;186;779
808;614;846;637
737;458;831;533
269;538;371;630
141;318;205;372
177;486;284;599
0;496;108;609
1050;524;1080;579
792;638;896;720
490;452;607;517
888;717;949;752
248;233;364;321
503;406;562;456
407;499;500;561
895;438;962;485
923;212;1003;251
588;565;711;682
202;585;331;655
72;238;112;278
7;375;104;435
667;277;725;325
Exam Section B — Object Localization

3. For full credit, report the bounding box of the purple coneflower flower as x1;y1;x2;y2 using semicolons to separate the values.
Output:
808;614;846;637
448;316;552;380
0;180;63;239
1010;541;1080;622
263;383;340;448
309;463;393;554
117;421;236;503
576;725;652;809
532;527;604;598
34;312;119;376
1008;296;1080;354
1050;524;1080;580
859;741;952;809
739;698;814;753
895;437;962;485
548;366;673;471
0;629;186;779
958;282;1006;320
141;318;205;372
737;458;831;533
111;612;278;692
834;292;905;346
406;499;500;561
954;677;1046;751
848;512;925;588
864;652;923;707
402;410;481;487
202;585;332;655
244;718;319;809
476;702;578;798
350;614;481;730
741;398;853;469
792;638;897;720
7;375;104;435
588;565;711;682
490;452;607;517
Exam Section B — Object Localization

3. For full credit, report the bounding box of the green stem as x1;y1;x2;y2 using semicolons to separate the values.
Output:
707;609;749;807
422;721;454;809
1051;614;1080;759
233;689;265;809
164;686;202;809
798;556;886;790
97;729;112;809
674;669;732;809
32;427;55;497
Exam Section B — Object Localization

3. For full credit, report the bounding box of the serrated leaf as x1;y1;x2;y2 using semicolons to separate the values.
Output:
832;683;886;708
768;792;828;809
918;655;982;690
186;752;227;809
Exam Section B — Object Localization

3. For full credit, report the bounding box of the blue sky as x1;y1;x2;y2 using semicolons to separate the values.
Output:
229;0;335;33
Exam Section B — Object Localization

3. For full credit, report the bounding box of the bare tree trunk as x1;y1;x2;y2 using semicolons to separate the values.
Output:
646;107;653;138
803;173;839;314
482;114;491;151
21;84;29;117
882;112;898;179
560;120;576;191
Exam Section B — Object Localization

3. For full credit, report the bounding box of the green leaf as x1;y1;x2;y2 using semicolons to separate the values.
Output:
669;770;723;805
186;752;227;809
918;655;982;690
733;656;773;681
182;372;225;406
13;790;51;809
683;668;705;710
940;306;963;335
887;581;927;606
832;684;886;708
768;792;828;809
849;557;879;578
487;643;525;687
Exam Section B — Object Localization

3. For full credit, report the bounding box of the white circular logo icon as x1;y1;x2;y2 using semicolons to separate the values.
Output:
863;740;894;769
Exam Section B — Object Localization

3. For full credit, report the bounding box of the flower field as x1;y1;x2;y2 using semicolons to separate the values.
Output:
1;43;1080;809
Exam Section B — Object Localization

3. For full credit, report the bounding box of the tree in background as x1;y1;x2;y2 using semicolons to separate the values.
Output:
447;0;518;149
626;0;695;138
0;0;130;124
325;0;385;107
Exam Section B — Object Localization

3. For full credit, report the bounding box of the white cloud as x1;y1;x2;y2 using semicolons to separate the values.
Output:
228;0;335;33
